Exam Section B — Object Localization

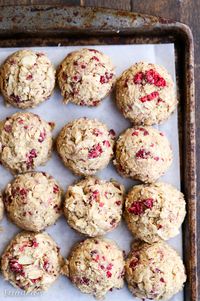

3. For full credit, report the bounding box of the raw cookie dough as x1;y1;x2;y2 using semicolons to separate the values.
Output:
64;176;124;236
56;117;115;176
114;126;172;183
67;237;125;299
124;182;186;243
4;172;62;232
125;240;186;300
0;192;4;221
0;112;53;174
0;49;55;109
57;48;115;106
1;231;63;292
116;62;177;125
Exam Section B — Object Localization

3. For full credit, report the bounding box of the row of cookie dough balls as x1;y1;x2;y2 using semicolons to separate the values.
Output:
0;49;177;125
0;172;186;242
1;232;186;300
0;112;173;183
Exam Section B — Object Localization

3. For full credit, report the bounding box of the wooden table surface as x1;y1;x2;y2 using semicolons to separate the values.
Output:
0;0;199;297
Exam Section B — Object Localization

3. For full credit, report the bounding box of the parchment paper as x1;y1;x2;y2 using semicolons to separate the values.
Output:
0;44;183;301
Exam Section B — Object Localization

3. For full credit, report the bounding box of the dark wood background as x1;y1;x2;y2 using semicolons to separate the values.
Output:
0;0;199;295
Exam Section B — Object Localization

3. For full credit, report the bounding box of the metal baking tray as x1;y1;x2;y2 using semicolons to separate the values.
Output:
0;5;197;301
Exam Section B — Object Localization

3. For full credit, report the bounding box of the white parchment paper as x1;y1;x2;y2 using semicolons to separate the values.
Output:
0;44;183;301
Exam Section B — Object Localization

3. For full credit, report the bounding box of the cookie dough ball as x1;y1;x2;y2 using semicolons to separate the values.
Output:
56;118;115;176
124;182;186;243
0;192;4;221
0;50;55;109
67;238;124;299
4;172;62;232
57;48;115;106
64;176;124;236
116;62;177;125
0;112;53;174
1;231;62;292
114;126;172;183
125;240;186;300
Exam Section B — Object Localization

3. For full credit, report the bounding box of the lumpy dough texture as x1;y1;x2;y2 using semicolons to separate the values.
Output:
0;112;53;174
67;238;125;299
114;126;172;183
0;192;4;221
4;172;62;232
1;231;62;292
124;182;186;243
57;48;115;106
56;118;115;176
125;240;186;300
0;50;55;109
64;176;124;236
116;61;177;125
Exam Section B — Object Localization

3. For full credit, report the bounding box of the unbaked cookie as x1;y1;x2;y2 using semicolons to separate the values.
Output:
0;192;4;221
56;118;115;176
124;182;186;243
125;240;186;300
57;48;115;106
1;231;63;292
114;126;172;183
4;172;62;232
0;50;55;109
66;237;124;299
0;112;53;174
64;176;124;236
115;62;177;125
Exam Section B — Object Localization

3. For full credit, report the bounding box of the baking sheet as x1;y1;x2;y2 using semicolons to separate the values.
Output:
0;44;182;301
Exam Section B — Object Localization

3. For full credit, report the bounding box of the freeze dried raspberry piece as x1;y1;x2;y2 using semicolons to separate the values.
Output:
38;130;46;143
88;143;103;159
135;149;151;159
128;199;154;215
140;91;159;103
133;71;144;84
145;69;166;87
9;259;24;275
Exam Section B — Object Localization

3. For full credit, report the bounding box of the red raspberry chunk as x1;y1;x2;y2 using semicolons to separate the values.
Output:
129;255;140;270
135;148;151;159
88;143;103;159
145;69;166;87
38;129;46;143
128;198;154;215
106;271;112;278
140;91;159;103
93;128;103;136
9;259;24;275
4;124;12;133
133;71;144;84
10;93;21;103
26;149;37;168
103;140;110;147
53;184;59;194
